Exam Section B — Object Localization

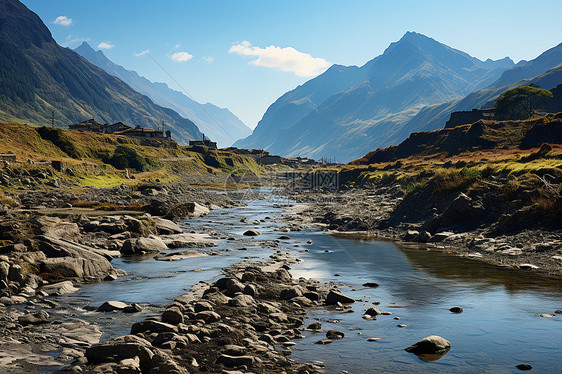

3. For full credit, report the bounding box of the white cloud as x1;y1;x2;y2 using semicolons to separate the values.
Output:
171;51;193;63
134;49;151;57
53;16;72;27
202;56;215;64
229;41;330;77
98;42;115;50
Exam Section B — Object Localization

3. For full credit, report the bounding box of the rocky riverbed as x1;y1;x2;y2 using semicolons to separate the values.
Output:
285;182;562;279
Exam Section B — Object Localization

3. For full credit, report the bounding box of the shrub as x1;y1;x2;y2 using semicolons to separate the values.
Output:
104;145;150;172
36;127;81;158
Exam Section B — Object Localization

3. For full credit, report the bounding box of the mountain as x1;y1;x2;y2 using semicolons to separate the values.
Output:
395;42;562;140
74;42;251;147
235;32;514;162
0;0;201;144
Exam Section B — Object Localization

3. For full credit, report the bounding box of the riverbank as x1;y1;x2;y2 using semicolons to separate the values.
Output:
284;180;562;280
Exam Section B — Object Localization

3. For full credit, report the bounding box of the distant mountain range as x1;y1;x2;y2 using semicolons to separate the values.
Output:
235;32;516;162
0;0;201;144
74;42;251;147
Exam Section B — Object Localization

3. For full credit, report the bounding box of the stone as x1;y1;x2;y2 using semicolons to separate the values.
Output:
40;281;78;296
243;230;260;236
228;294;256;307
97;301;128;312
243;284;257;297
160;233;217;249
152;217;182;235
367;338;381;342
397;324;408;328
217;354;255;368
326;290;355;305
131;320;177;335
326;330;344;340
519;264;539;270
539;314;555;318
162;308;184;324
516;364;533;371
362;282;379;288
449;307;463;313
194;301;214;312
280;287;303;300
36;236;114;280
186;202;210;217
405;335;451;355
307;322;322;330
314;339;332;344
32;216;79;240
124;303;143;313
18;310;49;325
194;311;221;323
365;307;382;316
86;335;154;373
121;236;168;255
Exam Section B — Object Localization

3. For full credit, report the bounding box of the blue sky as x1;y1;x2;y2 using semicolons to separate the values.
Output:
22;0;562;129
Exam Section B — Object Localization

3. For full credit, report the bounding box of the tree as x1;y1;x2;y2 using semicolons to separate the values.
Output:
495;86;553;120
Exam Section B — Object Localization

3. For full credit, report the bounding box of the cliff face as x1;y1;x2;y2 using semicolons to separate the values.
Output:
0;0;202;143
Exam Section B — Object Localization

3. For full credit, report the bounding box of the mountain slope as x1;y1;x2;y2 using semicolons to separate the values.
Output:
74;42;251;147
397;42;562;139
0;0;202;144
235;32;514;162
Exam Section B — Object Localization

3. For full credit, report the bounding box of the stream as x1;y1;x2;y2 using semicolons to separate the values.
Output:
55;191;561;373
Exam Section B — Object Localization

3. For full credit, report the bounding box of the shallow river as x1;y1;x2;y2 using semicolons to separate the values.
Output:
57;192;561;373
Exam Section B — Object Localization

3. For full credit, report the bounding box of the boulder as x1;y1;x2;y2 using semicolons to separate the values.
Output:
326;290;355;305
243;230;260;236
39;280;78;296
365;307;382;316
162;307;184;325
86;335;154;373
121;236;168;255
160;233;217;249
280;287;303;300
35;236;114;280
194;311;221;323
326;330;344;340
307;322;322;330
32;216;79;240
405;335;451;361
18;310;49;325
186;202;210;217
131;320;178;335
152;217;182;235
97;301;129;312
217;354;255;368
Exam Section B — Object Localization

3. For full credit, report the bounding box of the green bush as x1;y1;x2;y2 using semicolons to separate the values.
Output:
104;145;150;172
36;127;81;158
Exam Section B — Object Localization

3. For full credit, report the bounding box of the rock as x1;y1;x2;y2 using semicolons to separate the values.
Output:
516;364;533;371
326;330;344;340
154;250;210;261
131;320;178;335
194;311;221;323
194;301;214;312
121;235;168;255
7;263;24;283
362;282;379;288
303;291;320;301
307;322;322;330
86;335;154;373
124;303;143;313
243;230;260;236
326;290;355;305
217;354;255;368
314;339;332;344
40;281;78;296
228;294;256;307
152;217;182;235
449;307;463;313
160;233;217;249
519;264;539;270
32;216;79;240
186;202;210;217
162;307;184;324
397;324;408;328
365;307;382;316
18;310;49;325
367;338;381;342
36;236;114;280
280;287;303;300
405;335;451;355
97;301;129;312
243;284;257;297
539;314;555;318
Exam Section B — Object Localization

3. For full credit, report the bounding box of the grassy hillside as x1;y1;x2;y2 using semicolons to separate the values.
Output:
0;122;263;187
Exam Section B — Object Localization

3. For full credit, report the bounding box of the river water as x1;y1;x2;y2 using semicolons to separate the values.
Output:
57;192;562;373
